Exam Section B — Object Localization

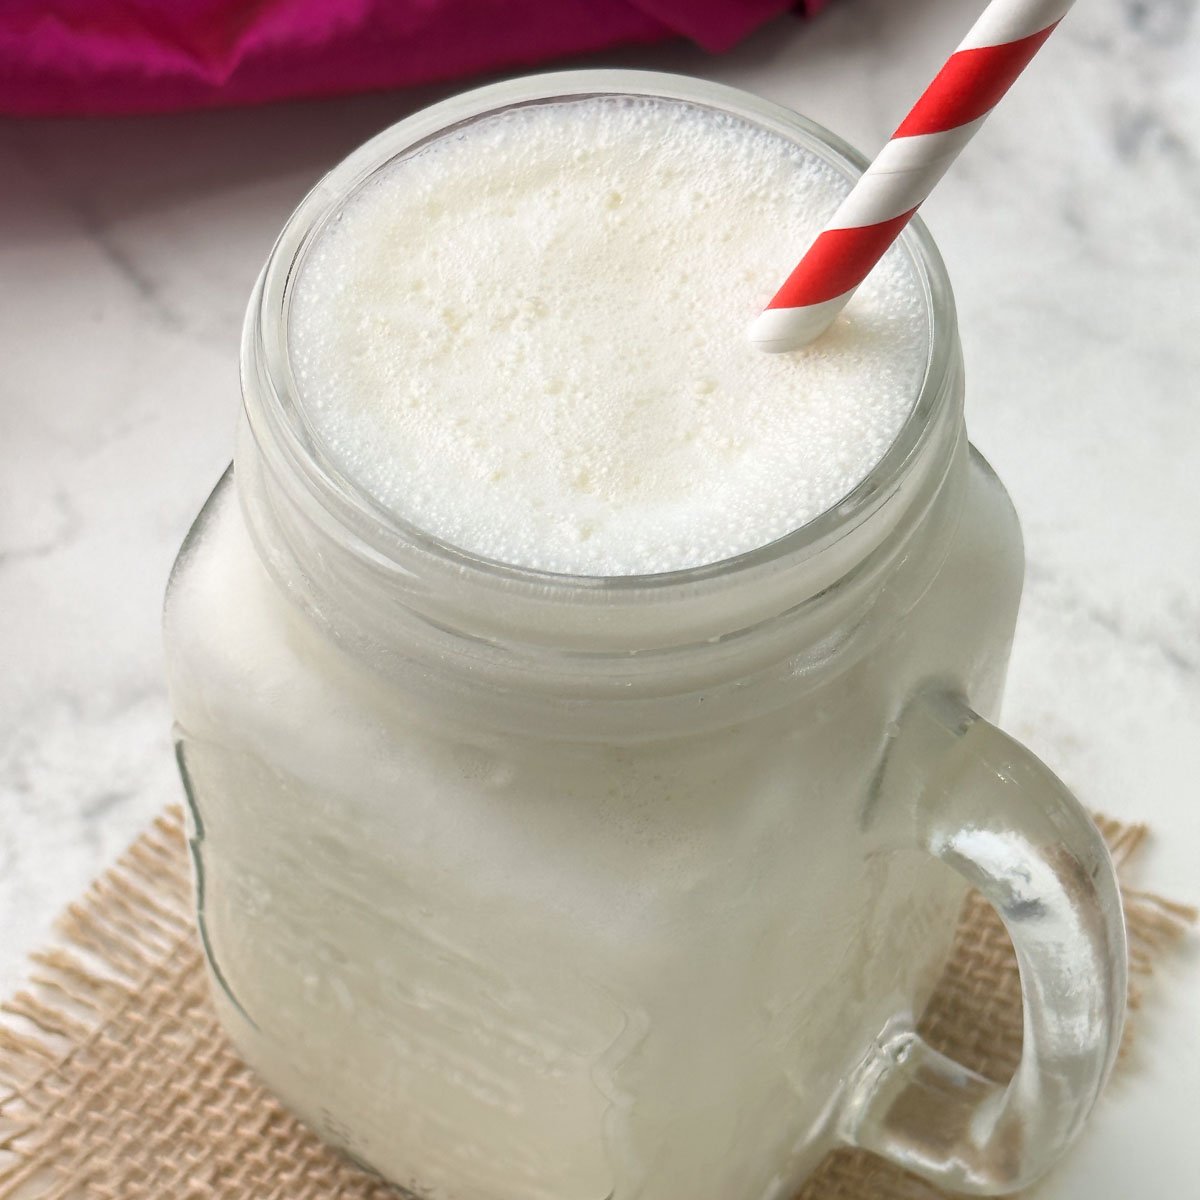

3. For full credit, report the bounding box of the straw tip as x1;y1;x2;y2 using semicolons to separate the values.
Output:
747;303;840;354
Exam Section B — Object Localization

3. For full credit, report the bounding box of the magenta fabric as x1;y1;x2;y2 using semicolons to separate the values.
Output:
1;0;823;117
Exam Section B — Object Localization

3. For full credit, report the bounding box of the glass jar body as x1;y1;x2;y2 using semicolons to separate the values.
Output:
165;441;1023;1200
163;70;1029;1200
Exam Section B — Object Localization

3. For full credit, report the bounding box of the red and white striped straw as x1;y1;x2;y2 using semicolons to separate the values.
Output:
749;0;1075;353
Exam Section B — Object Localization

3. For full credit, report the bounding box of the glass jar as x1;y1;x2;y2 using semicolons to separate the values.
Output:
163;71;1125;1200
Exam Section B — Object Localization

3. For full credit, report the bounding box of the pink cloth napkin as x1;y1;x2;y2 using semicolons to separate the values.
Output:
1;0;823;117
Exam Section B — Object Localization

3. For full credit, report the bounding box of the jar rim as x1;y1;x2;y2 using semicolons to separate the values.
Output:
246;68;960;602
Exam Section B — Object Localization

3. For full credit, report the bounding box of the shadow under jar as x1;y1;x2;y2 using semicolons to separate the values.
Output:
163;71;1126;1200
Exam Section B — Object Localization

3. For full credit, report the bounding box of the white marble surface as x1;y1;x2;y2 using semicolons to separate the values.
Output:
1;0;1197;1194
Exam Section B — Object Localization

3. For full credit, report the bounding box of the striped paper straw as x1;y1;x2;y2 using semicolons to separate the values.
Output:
749;0;1075;353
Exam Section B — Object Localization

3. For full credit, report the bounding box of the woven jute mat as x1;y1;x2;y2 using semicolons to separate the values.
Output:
0;808;1193;1200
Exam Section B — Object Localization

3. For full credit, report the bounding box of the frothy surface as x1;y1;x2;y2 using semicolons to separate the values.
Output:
289;96;928;576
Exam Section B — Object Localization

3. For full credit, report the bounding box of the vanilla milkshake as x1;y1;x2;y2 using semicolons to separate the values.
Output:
165;73;1032;1200
288;95;928;576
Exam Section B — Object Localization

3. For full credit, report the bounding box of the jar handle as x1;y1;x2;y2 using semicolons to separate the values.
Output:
838;690;1127;1194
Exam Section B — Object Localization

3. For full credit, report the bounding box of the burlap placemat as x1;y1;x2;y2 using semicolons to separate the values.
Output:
0;808;1193;1200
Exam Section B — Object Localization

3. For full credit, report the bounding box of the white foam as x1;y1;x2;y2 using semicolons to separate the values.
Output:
289;96;929;576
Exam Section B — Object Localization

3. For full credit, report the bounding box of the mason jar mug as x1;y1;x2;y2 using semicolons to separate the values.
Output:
163;71;1126;1200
